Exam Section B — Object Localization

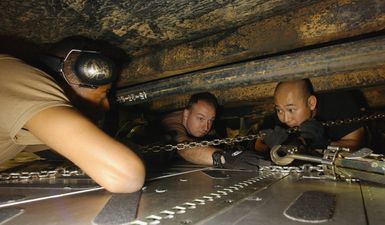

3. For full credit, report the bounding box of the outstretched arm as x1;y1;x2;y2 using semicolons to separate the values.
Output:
331;127;365;151
25;106;145;193
177;146;219;165
254;139;269;153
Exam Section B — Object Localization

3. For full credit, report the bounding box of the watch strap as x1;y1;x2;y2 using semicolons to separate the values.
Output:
212;151;224;168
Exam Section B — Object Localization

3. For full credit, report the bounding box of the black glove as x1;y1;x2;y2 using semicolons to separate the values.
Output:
261;126;289;149
219;149;271;170
298;119;330;148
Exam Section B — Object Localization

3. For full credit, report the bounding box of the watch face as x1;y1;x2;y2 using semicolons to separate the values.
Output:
212;151;224;168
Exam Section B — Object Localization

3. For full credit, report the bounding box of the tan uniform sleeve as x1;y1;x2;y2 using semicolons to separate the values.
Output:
0;55;72;162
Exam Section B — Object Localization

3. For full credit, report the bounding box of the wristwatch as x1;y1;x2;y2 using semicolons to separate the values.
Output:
212;151;224;168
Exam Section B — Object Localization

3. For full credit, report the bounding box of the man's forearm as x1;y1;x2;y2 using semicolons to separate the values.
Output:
254;139;269;153
177;146;218;165
330;139;361;151
330;127;364;151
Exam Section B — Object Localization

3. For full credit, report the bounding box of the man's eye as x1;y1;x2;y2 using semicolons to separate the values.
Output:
276;109;282;114
288;108;296;113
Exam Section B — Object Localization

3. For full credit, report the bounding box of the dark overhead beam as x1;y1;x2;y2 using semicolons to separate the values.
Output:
119;0;385;86
147;67;385;112
362;86;385;109
116;35;385;106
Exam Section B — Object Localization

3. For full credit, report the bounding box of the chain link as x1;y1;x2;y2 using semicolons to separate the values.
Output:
259;164;324;174
0;167;85;181
140;134;261;153
140;112;385;153
321;112;385;127
4;113;381;182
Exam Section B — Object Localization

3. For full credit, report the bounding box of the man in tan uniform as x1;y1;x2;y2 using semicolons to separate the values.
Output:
0;38;145;193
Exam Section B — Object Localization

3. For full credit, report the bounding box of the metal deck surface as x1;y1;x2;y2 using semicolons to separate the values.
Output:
0;163;384;225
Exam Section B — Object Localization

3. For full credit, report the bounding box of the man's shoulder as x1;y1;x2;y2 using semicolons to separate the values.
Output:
0;54;27;72
0;54;16;60
317;91;357;103
316;90;363;120
162;110;184;124
157;110;192;143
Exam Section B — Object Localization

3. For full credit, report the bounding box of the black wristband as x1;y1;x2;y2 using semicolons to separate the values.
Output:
212;151;224;168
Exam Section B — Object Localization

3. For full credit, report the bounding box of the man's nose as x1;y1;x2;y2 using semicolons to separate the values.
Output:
100;96;110;110
283;113;290;123
203;121;210;131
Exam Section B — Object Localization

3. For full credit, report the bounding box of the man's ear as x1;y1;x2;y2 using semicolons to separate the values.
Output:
183;109;189;123
307;95;317;110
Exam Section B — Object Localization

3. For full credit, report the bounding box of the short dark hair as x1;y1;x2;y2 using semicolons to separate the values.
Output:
300;78;315;99
186;92;218;111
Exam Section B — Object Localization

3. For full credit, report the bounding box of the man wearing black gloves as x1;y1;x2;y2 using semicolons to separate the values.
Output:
160;92;262;169
212;148;270;170
255;79;365;153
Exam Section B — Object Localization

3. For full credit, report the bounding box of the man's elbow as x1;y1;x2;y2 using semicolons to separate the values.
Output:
102;163;146;193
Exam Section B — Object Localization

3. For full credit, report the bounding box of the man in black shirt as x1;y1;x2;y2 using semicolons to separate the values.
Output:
254;79;365;153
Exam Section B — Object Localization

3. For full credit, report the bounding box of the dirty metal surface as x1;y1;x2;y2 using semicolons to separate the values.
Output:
120;0;385;86
0;0;318;57
199;176;372;225
134;169;283;224
0;159;101;209
360;182;385;225
117;35;385;106
0;165;384;225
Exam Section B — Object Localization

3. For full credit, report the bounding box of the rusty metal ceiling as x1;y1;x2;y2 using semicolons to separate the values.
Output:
0;0;316;57
1;0;385;112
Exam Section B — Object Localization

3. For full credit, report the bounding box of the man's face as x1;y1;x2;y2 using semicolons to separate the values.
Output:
75;84;111;110
68;82;112;123
274;88;313;128
183;100;216;138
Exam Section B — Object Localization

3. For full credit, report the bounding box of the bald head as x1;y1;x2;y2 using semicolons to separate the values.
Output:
273;79;317;127
275;79;314;103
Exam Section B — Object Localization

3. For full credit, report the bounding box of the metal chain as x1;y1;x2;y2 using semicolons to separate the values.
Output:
287;111;385;133
140;111;385;153
0;164;324;182
321;111;385;127
0;167;85;181
259;164;324;174
4;113;381;182
141;134;261;154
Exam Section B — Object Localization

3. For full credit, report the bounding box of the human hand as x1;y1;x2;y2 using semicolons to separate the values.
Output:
298;119;330;148
222;149;271;170
260;126;288;149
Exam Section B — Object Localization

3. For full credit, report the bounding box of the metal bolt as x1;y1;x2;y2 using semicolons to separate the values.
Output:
249;197;262;201
155;188;167;193
180;219;193;224
371;162;378;168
